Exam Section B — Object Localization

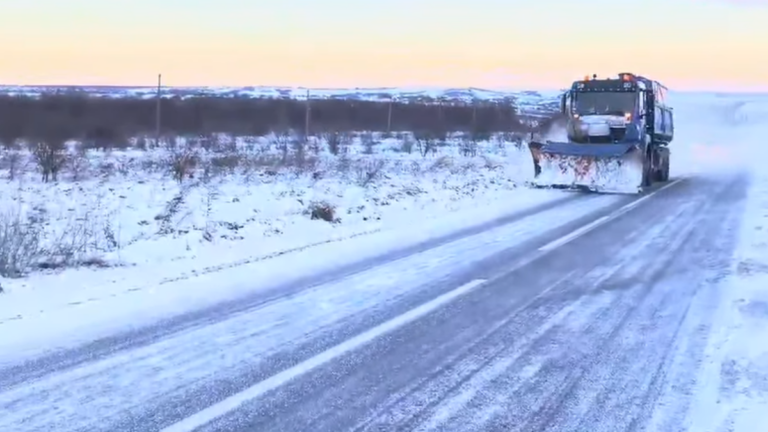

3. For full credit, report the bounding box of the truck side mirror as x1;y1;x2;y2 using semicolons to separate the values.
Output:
560;94;567;114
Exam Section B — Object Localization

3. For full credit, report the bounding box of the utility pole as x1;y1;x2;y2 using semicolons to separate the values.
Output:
438;98;444;138
304;89;311;140
155;74;162;148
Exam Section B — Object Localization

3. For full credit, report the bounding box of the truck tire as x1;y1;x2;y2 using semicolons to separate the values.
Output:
653;156;667;182
653;166;664;182
642;152;653;188
652;147;670;183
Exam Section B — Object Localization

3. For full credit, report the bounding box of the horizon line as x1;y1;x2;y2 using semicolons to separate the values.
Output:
1;83;767;95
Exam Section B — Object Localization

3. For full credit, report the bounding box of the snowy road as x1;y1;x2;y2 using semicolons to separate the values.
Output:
0;173;749;432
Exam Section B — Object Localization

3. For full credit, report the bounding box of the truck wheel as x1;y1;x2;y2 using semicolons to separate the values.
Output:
654;156;668;182
642;152;653;187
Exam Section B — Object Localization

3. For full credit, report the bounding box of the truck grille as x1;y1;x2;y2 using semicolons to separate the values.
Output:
588;127;626;143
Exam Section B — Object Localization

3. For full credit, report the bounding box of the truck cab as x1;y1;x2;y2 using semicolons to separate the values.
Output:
560;73;674;146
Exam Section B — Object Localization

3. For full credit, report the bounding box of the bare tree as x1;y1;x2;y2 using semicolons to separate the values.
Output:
31;120;70;182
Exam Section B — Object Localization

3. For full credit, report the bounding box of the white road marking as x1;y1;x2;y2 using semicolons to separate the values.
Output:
160;278;488;432
538;178;684;252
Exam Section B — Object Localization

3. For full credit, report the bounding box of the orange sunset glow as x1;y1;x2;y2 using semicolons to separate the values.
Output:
1;0;767;91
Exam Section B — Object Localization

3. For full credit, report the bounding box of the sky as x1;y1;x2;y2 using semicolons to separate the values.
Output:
1;0;767;92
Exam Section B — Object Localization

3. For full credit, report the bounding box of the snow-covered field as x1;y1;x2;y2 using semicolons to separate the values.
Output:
0;134;537;285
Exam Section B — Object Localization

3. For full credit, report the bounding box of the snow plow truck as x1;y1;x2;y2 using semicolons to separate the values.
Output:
528;73;674;193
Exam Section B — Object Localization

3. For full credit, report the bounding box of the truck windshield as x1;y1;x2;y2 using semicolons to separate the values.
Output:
573;92;636;116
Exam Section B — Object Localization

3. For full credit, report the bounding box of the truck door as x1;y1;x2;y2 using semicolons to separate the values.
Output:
653;83;670;136
654;95;663;133
666;109;674;136
644;89;654;135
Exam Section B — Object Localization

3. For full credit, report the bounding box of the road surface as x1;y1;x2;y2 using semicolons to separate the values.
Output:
0;173;749;432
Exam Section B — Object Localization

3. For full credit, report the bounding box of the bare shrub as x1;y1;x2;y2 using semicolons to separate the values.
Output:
0;207;116;276
68;144;91;181
360;132;377;154
44;211;111;269
325;131;342;156
0;143;25;180
459;139;478;157
307;135;322;155
334;153;352;177
492;133;507;151
271;130;293;163
399;134;415;154
135;136;150;150
292;137;307;168
0;211;44;277
32;141;67;182
305;200;338;223
212;135;238;154
414;130;438;157
166;137;198;183
200;171;219;242
355;159;386;187
197;133;221;152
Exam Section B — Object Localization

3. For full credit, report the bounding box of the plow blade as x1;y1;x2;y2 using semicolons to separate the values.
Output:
528;141;644;194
